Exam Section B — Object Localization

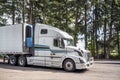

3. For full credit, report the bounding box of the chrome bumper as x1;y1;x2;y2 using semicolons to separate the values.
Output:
76;57;94;70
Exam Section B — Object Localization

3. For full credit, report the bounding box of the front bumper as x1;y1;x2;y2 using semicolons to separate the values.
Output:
76;57;94;70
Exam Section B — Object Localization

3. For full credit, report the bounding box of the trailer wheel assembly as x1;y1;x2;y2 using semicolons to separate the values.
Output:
18;56;27;67
9;55;17;65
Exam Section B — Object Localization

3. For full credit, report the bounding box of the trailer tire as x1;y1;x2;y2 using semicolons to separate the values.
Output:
63;59;75;72
18;56;27;67
9;55;17;65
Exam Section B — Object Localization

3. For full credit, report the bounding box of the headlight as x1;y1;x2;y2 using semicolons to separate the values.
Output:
79;58;85;63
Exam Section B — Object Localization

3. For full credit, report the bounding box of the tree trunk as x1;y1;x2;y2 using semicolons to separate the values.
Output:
92;6;95;57
65;0;68;32
42;1;46;24
22;0;25;23
12;0;15;25
104;0;109;59
95;1;99;59
84;1;87;49
95;27;99;59
107;0;114;59
117;28;120;55
29;0;33;24
103;19;107;59
92;22;95;57
74;0;79;46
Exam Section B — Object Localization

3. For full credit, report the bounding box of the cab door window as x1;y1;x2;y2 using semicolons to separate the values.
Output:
53;39;64;48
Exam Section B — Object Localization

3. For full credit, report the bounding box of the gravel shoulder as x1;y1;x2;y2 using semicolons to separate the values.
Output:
0;60;120;80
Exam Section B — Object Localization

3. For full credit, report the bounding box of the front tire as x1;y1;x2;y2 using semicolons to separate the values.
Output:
18;56;27;67
63;59;75;72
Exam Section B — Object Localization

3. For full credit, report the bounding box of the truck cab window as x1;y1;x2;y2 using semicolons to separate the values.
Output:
41;29;47;34
53;39;64;48
26;26;31;37
54;39;59;47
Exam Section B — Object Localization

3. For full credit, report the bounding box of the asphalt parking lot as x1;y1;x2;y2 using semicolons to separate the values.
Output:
0;60;120;80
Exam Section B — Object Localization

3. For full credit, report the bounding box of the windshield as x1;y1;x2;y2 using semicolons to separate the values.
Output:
63;38;74;46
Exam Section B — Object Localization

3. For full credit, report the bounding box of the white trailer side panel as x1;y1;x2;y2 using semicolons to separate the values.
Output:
0;24;23;53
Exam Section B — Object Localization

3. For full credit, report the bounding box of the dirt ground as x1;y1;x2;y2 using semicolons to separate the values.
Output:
0;60;120;80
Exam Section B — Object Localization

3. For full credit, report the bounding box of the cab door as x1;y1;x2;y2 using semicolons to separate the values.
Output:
50;38;66;67
25;25;33;48
51;48;66;67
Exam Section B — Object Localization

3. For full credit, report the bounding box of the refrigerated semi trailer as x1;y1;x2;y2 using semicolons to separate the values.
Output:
0;23;94;71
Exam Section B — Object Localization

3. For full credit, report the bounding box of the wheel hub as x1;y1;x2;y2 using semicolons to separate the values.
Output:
65;62;73;70
10;58;15;64
19;59;23;65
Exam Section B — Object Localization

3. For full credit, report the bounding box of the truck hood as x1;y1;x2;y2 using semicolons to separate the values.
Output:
65;46;90;53
65;46;79;50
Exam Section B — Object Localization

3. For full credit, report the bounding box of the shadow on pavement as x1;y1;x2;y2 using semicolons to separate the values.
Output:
0;61;88;73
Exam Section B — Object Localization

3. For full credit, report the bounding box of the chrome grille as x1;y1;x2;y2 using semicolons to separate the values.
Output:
86;52;90;61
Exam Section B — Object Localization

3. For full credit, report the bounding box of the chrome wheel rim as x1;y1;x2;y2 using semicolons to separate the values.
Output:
19;59;24;65
65;62;73;71
10;58;15;64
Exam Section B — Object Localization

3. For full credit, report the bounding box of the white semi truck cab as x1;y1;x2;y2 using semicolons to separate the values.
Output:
0;23;94;71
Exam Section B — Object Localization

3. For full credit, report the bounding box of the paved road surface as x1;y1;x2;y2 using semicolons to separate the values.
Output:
0;60;120;80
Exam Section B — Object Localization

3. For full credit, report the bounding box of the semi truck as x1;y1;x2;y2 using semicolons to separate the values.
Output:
0;23;94;71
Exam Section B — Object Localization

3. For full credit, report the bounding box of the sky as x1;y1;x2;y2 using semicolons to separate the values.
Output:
77;34;85;49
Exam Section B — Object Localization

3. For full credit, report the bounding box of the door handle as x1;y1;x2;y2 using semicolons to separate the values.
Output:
51;53;56;55
53;53;56;55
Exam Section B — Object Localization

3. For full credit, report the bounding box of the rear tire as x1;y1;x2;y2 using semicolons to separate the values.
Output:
18;56;27;67
63;59;75;72
9;55;17;65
